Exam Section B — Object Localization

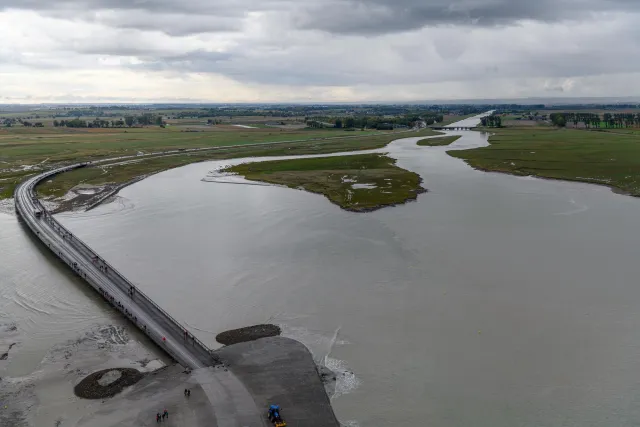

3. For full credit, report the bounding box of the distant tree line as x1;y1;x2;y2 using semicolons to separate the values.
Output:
550;112;640;128
307;114;445;130
20;121;44;127
52;114;164;128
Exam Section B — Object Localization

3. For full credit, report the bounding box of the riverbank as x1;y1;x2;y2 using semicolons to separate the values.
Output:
448;126;640;196
28;128;441;212
222;153;426;212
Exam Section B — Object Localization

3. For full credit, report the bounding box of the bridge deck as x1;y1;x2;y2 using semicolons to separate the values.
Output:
14;164;217;370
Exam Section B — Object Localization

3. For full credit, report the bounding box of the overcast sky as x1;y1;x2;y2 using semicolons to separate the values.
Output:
1;0;639;103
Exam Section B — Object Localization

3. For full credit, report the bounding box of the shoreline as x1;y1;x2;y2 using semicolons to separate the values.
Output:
309;181;427;213
456;161;636;198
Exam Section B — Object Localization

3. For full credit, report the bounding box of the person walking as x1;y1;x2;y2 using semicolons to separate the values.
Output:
163;409;169;419
156;412;161;423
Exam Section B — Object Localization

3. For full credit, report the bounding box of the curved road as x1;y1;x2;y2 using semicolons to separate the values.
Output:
15;163;216;369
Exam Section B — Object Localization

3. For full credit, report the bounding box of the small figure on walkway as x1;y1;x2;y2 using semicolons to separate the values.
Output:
162;336;166;344
184;388;188;396
156;413;161;423
163;409;168;419
187;389;191;397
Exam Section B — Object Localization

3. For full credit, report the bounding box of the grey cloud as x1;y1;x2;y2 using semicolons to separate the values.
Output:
293;0;640;34
2;0;289;16
5;0;640;36
53;11;242;36
2;0;288;35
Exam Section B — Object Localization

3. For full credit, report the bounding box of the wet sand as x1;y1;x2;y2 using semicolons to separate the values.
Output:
0;322;338;427
0;325;169;427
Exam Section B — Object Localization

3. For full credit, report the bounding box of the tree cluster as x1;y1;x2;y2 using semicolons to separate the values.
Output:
480;115;502;127
21;121;44;127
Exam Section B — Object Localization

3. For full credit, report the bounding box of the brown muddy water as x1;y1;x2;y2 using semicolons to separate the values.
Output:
4;113;640;426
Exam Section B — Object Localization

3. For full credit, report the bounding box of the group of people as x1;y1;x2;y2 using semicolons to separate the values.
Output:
97;287;138;323
92;255;109;274
153;390;192;422
155;409;169;423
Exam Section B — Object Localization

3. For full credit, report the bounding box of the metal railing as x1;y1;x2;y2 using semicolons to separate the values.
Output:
16;165;217;366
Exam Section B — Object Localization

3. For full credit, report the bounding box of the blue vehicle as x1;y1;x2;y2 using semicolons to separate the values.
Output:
267;404;286;426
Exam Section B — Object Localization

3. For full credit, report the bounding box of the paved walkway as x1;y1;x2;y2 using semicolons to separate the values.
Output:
15;167;214;368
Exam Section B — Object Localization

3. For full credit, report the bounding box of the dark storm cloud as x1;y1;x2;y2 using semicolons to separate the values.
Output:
294;0;640;34
4;0;640;36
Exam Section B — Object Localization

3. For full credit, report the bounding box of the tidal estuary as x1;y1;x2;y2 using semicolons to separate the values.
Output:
4;114;640;426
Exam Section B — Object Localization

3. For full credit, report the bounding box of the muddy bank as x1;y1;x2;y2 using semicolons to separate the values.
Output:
1;342;16;360
43;179;147;214
0;324;168;427
216;324;281;345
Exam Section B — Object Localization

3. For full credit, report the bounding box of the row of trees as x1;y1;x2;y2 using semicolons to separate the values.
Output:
306;114;445;130
52;115;164;128
550;112;640;128
480;115;502;127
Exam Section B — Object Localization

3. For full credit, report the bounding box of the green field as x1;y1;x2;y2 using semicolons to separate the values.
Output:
448;127;640;196
417;135;461;146
223;153;425;212
23;127;441;201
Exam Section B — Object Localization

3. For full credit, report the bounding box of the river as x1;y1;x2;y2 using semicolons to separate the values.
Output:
4;112;640;426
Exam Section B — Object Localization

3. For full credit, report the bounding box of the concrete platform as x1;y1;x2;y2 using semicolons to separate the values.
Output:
217;337;340;427
61;337;339;427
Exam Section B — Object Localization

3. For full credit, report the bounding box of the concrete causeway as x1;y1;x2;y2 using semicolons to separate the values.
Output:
15;163;216;369
15;163;341;427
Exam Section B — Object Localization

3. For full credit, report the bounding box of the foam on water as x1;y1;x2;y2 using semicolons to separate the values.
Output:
324;356;362;399
278;323;360;399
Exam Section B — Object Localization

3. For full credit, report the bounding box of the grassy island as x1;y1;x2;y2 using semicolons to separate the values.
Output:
223;153;426;212
417;135;461;146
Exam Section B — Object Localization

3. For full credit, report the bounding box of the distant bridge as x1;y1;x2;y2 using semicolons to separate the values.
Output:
431;126;477;131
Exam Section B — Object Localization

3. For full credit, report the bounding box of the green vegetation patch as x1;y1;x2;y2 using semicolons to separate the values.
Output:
223;153;426;212
417;135;461;146
448;127;640;196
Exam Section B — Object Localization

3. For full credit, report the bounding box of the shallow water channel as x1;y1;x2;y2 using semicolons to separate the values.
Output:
4;113;640;426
